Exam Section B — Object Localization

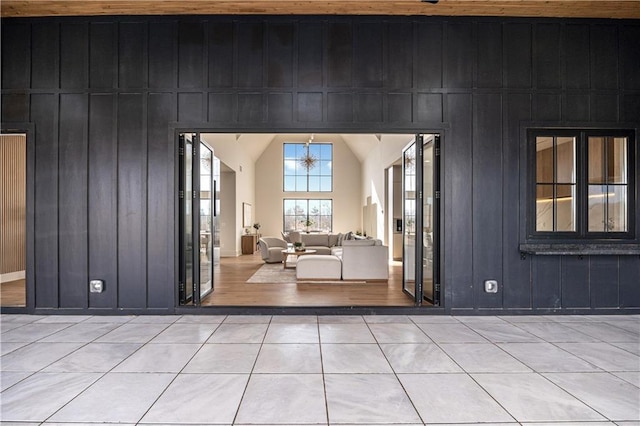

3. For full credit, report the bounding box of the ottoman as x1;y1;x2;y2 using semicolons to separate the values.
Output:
296;255;342;280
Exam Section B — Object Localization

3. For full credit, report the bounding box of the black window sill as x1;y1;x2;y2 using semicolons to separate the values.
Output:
519;243;640;256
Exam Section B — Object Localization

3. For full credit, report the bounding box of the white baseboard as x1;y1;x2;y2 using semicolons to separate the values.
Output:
221;249;240;257
0;270;25;284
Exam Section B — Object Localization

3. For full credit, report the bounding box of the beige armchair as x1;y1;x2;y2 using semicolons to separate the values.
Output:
258;237;288;263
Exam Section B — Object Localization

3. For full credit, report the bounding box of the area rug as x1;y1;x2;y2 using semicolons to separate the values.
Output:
246;263;296;283
246;263;365;284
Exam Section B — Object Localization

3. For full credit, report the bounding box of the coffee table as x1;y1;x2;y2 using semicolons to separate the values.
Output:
281;249;317;269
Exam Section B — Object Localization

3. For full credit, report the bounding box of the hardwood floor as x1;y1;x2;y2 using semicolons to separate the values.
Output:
0;279;26;307
201;253;415;307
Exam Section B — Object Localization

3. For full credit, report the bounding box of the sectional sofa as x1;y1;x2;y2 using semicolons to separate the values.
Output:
259;233;389;281
296;232;343;255
298;239;389;281
259;233;343;262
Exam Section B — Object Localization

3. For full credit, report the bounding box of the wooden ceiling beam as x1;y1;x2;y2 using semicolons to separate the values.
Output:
2;0;640;19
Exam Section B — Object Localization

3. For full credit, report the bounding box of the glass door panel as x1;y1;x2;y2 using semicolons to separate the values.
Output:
179;133;219;306
402;141;417;298
403;134;440;306
179;134;194;304
421;135;440;305
213;156;221;268
422;141;434;301
199;143;213;298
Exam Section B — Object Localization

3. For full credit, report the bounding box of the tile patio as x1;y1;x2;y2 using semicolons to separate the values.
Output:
1;313;638;425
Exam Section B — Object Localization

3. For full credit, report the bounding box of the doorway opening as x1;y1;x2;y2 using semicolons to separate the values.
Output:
177;132;441;308
1;134;27;307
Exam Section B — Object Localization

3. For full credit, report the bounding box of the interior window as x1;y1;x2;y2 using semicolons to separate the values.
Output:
283;199;332;233
283;142;332;192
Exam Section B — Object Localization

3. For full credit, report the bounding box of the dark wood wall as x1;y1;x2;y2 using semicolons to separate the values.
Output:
2;16;639;313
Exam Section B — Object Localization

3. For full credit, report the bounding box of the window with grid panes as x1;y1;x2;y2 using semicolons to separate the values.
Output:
530;129;635;239
283;199;332;233
283;143;332;192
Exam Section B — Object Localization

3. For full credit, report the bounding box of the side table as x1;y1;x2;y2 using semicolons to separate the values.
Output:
241;234;258;254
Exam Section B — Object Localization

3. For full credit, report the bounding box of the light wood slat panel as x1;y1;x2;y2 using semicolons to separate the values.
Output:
0;135;26;275
2;0;640;19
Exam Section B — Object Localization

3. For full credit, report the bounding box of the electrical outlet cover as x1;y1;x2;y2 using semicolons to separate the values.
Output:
89;280;104;293
484;280;498;293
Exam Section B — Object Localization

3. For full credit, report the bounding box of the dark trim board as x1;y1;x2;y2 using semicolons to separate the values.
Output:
2;15;639;314
4;306;637;316
185;306;640;316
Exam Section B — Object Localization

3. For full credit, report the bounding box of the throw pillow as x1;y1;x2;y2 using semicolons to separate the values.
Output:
336;232;344;246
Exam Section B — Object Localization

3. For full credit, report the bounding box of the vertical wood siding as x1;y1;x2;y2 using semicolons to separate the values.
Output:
1;16;638;313
0;135;26;275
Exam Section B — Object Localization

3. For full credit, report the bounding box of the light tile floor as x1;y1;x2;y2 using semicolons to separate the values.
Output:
1;313;638;425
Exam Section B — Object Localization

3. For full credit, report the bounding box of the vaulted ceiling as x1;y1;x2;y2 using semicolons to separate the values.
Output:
2;0;640;19
199;133;414;166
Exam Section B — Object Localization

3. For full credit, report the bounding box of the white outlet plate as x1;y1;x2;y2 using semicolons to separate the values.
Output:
89;280;104;293
484;280;498;293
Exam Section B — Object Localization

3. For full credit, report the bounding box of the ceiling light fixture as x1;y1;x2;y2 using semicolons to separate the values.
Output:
300;134;318;171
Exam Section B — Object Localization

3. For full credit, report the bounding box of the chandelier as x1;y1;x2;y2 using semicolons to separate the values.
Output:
200;149;211;172
299;134;318;171
404;150;414;169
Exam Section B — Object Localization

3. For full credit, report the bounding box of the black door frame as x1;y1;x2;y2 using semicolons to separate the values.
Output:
178;132;218;307
178;132;201;306
173;127;446;313
401;134;441;307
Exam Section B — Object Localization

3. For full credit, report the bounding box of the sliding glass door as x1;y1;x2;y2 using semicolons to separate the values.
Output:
179;133;217;305
402;134;440;306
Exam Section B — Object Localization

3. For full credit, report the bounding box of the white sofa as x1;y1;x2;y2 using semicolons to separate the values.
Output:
296;239;389;281
296;255;342;280
336;239;389;281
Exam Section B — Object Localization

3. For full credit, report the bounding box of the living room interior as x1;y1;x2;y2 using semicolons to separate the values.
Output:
181;132;436;308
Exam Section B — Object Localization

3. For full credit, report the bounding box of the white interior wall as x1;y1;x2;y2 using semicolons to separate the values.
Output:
220;170;237;256
391;165;403;260
360;134;414;244
255;134;362;238
201;134;256;255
